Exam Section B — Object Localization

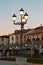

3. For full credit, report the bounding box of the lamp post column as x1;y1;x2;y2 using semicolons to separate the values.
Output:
20;16;24;49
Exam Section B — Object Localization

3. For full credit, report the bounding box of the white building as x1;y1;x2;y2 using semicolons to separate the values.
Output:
0;35;9;45
9;33;16;44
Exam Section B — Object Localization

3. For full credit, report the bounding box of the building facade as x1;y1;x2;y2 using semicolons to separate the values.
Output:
9;33;15;44
27;25;43;56
9;29;31;44
27;25;43;41
0;35;9;45
0;25;43;57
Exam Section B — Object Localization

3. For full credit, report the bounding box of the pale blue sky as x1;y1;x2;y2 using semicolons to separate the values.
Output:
0;0;43;35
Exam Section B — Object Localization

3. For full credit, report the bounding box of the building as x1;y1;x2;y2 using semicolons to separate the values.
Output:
14;29;30;43
27;25;43;41
27;25;43;56
0;35;9;45
9;29;31;44
0;25;43;57
7;26;43;57
9;33;15;44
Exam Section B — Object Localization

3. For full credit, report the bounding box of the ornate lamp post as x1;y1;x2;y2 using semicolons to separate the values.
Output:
12;8;28;56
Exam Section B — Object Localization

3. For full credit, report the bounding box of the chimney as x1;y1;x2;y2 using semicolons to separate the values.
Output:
40;24;42;27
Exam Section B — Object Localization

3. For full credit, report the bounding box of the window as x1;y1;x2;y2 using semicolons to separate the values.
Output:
24;39;26;43
36;38;40;41
12;36;14;41
32;38;35;41
27;39;31;42
41;37;43;40
16;36;18;40
24;35;25;38
41;35;43;40
1;38;4;41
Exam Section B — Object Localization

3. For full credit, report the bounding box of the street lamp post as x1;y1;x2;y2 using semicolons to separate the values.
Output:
12;8;28;57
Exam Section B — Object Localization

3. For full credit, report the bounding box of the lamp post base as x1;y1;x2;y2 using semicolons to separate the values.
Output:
17;49;27;57
16;56;27;62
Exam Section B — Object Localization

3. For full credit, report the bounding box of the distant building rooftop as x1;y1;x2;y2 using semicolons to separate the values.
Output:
27;25;43;35
0;35;9;38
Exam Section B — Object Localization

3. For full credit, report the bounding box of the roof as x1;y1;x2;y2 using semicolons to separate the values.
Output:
27;26;43;35
34;26;43;30
8;29;31;36
27;29;34;35
0;35;9;38
14;29;31;35
8;33;15;36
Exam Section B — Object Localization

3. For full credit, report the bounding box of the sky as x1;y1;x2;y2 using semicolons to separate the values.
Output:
0;0;43;35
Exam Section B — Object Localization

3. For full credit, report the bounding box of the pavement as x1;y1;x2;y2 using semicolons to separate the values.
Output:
0;61;43;65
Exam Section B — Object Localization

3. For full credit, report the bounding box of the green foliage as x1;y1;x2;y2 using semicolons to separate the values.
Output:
27;58;43;64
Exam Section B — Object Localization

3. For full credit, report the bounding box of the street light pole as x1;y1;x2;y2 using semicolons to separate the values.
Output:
20;15;24;49
12;8;28;56
20;16;22;49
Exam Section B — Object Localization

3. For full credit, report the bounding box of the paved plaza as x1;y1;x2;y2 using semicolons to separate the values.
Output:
0;61;43;65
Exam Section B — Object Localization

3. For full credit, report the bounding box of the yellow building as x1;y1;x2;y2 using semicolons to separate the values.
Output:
9;29;31;44
14;29;31;43
27;25;43;41
27;25;43;49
